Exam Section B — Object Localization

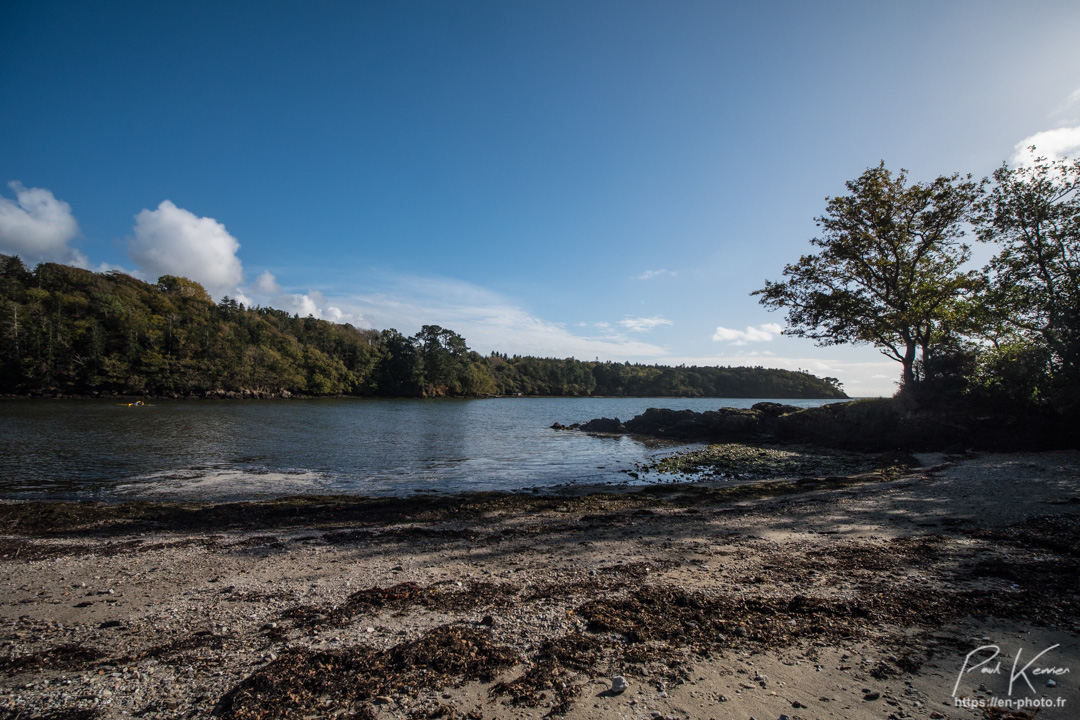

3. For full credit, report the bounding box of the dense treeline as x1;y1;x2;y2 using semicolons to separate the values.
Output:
0;256;846;399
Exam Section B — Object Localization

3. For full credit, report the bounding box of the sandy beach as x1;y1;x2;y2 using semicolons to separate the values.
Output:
2;449;1078;720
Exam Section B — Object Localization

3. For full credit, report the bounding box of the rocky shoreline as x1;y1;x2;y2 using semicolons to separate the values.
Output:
2;449;1078;719
559;400;1080;452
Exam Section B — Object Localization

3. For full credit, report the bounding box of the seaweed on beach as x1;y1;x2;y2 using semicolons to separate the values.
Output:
577;587;884;649
807;535;947;571
490;633;603;714
281;581;524;629
970;513;1080;556
0;711;101;720
216;624;518;720
121;630;236;664
0;643;106;673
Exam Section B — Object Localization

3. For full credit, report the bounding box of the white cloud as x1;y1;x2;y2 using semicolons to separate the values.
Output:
241;270;362;324
635;268;677;280
712;322;783;345
0;181;87;267
1011;126;1080;165
305;274;671;360
253;270;281;295
129;200;243;300
618;316;674;332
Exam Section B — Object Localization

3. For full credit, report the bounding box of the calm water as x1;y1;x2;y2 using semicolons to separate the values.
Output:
0;397;846;501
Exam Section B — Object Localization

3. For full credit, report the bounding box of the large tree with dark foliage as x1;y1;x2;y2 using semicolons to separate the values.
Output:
754;163;981;388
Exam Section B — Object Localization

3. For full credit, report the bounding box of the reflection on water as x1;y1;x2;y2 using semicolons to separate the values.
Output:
0;397;846;500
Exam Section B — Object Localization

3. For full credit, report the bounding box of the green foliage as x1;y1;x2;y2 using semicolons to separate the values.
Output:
968;341;1053;411
975;150;1080;393
755;151;1080;420
0;256;847;399
488;356;844;398
754;162;981;387
0;257;381;397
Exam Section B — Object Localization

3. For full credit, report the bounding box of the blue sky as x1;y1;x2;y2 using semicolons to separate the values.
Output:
2;1;1079;396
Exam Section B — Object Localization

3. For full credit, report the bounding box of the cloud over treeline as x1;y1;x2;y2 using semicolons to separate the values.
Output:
0;181;86;267
129;200;244;300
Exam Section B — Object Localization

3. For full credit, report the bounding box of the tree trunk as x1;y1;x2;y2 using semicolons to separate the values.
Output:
902;338;918;387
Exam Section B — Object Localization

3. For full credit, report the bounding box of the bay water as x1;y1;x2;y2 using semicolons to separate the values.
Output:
0;397;845;501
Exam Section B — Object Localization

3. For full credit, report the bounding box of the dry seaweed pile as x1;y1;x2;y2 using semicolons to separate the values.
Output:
0;629;238;678
0;644;107;674
282;581;523;630
0;710;99;720
965;513;1080;623
217;625;518;720
489;633;603;715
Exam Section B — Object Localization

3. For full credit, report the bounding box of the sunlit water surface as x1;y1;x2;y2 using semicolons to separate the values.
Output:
0;397;846;501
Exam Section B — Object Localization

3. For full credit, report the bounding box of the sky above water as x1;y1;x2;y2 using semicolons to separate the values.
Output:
2;1;1079;397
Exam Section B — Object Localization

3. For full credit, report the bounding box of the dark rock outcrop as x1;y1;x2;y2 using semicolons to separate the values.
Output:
621;407;768;441
579;417;625;433
576;397;1077;452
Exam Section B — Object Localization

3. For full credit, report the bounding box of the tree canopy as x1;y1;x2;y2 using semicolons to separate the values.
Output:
756;153;1080;416
753;163;981;387
975;150;1080;385
0;256;846;399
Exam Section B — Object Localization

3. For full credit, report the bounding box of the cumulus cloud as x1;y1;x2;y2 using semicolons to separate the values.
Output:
712;322;783;345
635;268;676;280
618;316;674;332
129;201;243;300
0;181;86;267
1011;126;1080;165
